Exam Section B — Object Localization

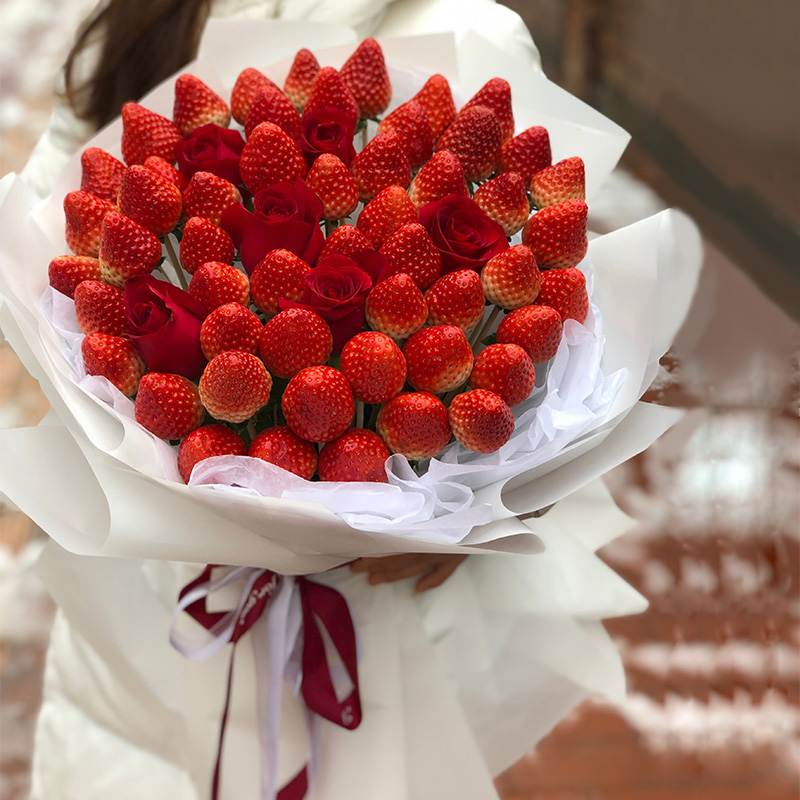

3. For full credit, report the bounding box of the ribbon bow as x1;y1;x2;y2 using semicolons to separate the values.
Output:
169;566;361;800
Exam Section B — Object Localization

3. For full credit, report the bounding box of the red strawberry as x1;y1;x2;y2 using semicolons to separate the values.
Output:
303;67;360;132
188;261;250;312
183;171;243;226
80;147;126;203
496;304;563;363
437;106;502;183
365;273;427;340
259;308;333;379
357;186;418;249
282;365;354;443
173;74;231;135
248;426;318;479
121;102;181;166
481;245;541;310
81;333;145;396
530;156;585;209
425;270;485;332
98;211;161;287
377;100;433;170
144;155;188;191
448;389;514;453
63;191;115;257
117;165;183;237
469;343;535;407
179;216;235;275
199;351;273;423
376;392;451;460
499;126;551;183
239;122;308;195
231;68;281;125
340;331;407;404
250;249;310;316
408;150;469;209
318;224;374;260
412;74;456;139
284;50;320;112
244;86;302;140
200;303;263;360
379;221;441;290
403;325;473;393
350;131;411;204
522;199;588;270
473;172;529;236
318;429;390;482
340;38;391;119
74;280;127;336
135;372;204;439
536;268;589;324
48;255;100;298
462;78;514;142
305;154;359;221
178;424;247;483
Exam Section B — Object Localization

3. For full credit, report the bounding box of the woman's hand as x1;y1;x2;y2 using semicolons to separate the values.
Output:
350;553;468;593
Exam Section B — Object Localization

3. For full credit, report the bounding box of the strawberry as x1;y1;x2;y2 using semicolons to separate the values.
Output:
80;147;126;203
135;372;204;440
188;261;250;312
357;186;418;249
179;216;235;275
282;365;354;443
305;154;359;221
408;150;469;209
340;331;407;404
499;126;551;184
403;325;473;393
303;67;360;132
377;100;433;170
239;122;308;195
481;245;541;310
522;199;588;270
283;50;320;112
536;268;589;324
144;155;188;191
318;224;374;260
250;249;310;316
178;424;247;483
74;280;128;336
231;68;280;125
244;86;302;140
199;351;273;423
63;191;115;257
117;165;183;237
318;429;390;482
425;270;485;332
173;74;231;135
340;38;391;119
469;343;535;407
81;333;145;396
248;426;318;479
365;273;427;340
376;392;451;460
412;74;456;139
121;102;181;166
437;106;502;183
350;130;411;203
530;156;585;209
379;221;441;290
98;211;161;287
48;255;100;298
448;389;514;453
183;171;243;226
200;303;263;360
462;78;515;142
259;308;333;379
496;304;563;363
473;172;529;236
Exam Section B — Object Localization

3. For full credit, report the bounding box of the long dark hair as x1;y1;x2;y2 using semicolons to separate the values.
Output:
64;0;212;130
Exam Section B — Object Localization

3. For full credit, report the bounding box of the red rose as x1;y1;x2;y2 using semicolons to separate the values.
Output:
176;124;245;186
124;275;208;379
220;179;324;275
280;255;372;354
299;107;356;167
419;194;509;274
